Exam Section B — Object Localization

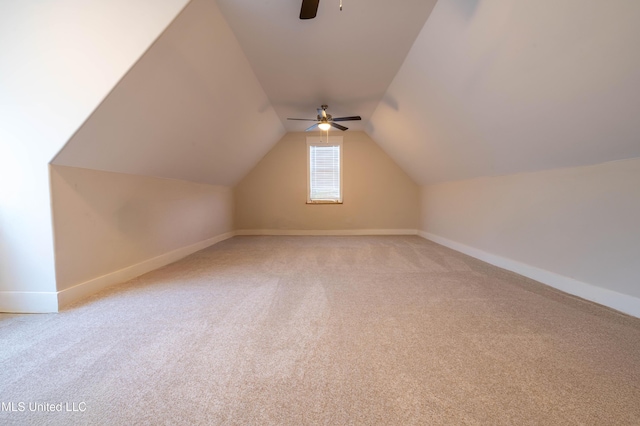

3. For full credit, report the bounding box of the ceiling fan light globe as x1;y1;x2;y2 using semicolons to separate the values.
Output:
318;122;331;131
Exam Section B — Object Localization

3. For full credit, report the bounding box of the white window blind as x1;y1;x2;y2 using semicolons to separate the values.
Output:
308;143;342;202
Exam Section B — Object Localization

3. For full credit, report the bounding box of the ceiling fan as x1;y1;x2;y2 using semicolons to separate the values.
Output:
288;105;361;131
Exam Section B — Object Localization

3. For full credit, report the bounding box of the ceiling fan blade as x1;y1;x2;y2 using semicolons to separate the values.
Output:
330;122;348;131
332;116;362;122
305;123;320;132
288;118;318;121
300;0;319;20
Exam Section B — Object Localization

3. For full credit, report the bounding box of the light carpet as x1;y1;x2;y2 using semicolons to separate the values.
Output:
1;236;639;425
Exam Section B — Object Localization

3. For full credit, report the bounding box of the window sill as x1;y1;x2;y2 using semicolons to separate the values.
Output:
306;200;343;204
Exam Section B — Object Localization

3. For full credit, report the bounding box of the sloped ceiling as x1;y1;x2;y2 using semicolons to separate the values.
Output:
369;0;640;184
216;0;438;132
53;0;640;187
53;0;285;186
1;0;189;166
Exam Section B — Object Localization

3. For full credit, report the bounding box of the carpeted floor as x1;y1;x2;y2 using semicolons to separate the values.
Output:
1;235;639;425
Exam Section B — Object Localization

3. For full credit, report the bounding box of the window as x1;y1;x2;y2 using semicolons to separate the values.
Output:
307;136;343;203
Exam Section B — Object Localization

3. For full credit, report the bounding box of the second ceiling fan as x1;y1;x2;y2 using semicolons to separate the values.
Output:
299;0;343;20
288;105;361;131
300;0;320;19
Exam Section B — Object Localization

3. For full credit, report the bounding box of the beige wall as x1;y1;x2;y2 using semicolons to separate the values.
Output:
51;165;233;292
420;158;640;301
235;132;419;231
0;0;188;312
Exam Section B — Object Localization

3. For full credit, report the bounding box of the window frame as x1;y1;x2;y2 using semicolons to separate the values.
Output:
306;136;343;204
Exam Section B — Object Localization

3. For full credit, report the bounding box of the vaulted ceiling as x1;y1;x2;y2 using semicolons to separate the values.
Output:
53;0;284;186
53;0;640;186
369;0;640;184
216;0;438;132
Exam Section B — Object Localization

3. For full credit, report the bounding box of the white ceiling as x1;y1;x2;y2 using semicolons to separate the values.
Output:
369;0;640;184
216;0;438;132
53;0;640;187
53;0;285;186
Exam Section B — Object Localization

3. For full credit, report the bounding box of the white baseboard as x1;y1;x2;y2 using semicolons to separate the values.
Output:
418;231;640;319
56;231;235;310
0;291;59;313
235;229;418;236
